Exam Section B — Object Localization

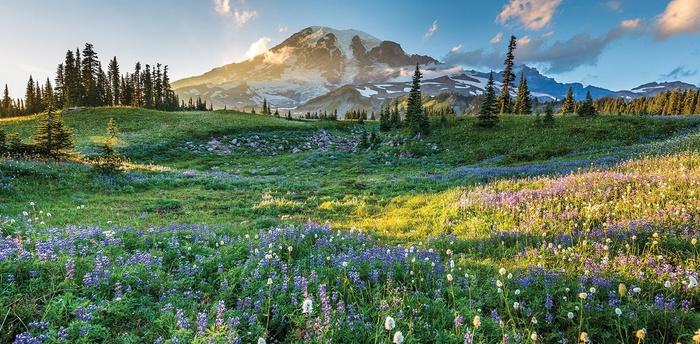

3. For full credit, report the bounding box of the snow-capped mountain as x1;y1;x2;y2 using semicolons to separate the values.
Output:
630;81;699;97
297;66;611;114
172;26;437;109
173;26;699;114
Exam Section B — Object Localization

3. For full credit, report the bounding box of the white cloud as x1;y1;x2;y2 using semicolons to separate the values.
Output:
278;26;288;33
620;18;641;29
656;0;700;39
517;36;532;46
496;0;562;30
245;37;271;60
233;9;258;26
424;20;438;39
606;0;622;11
445;18;643;73
451;44;463;52
214;0;257;27
490;32;504;44
213;0;230;14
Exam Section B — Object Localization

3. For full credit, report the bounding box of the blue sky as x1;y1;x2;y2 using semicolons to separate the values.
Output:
1;0;699;97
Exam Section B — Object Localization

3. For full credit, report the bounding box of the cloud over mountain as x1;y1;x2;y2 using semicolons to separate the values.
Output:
655;0;700;39
496;0;562;30
444;18;643;73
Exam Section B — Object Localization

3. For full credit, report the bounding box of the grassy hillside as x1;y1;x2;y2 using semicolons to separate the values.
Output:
2;108;700;343
2;108;699;229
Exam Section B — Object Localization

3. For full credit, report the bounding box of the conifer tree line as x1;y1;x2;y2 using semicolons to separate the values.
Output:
0;43;213;117
595;88;700;115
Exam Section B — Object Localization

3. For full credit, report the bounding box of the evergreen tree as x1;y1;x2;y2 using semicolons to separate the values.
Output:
577;91;597;117
390;99;401;128
154;63;163;109
95;117;122;173
133;62;142;107
405;64;429;135
81;43;100;106
97;67;110;106
33;109;74;157
42;78;54;110
379;104;391;132
142;64;153;108
561;86;575;114
514;71;531;114
2;84;12;117
477;72;499;128
54;64;65;109
35;80;43;113
63;50;81;107
543;104;555;126
499;35;517;114
25;76;36;114
107;57;120;106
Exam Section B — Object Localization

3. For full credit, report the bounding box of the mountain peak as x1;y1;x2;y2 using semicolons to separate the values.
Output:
173;26;439;109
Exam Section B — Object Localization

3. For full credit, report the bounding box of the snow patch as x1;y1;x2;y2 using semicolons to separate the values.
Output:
356;86;378;97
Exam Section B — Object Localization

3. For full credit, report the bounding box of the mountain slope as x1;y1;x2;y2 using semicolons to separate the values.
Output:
172;26;437;109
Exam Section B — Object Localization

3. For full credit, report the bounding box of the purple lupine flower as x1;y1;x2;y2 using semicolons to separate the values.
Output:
57;327;68;341
114;282;123;300
463;329;473;344
544;293;554;309
196;311;208;335
454;314;464;328
74;306;94;321
318;284;331;326
216;300;225;327
176;309;189;329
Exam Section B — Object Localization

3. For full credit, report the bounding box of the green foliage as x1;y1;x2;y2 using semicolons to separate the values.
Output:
514;71;532;114
405;64;430;136
32;109;74;158
477;72;500;128
499;35;517;114
543;104;555;126
578;91;598;117
561;86;576;114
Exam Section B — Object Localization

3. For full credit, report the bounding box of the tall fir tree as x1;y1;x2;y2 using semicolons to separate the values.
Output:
477;72;499;128
154;63;163;109
63;50;80;107
133;62;142;107
81;43;100;106
499;35;517;114
577;91;597;117
405;64;429;136
42;78;54;110
54;64;65;109
25;76;36;114
561;86;575;114
142;64;153;108
514;71;531;114
107;57;120;106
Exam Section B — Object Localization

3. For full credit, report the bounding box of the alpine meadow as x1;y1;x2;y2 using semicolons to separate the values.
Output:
2;1;700;343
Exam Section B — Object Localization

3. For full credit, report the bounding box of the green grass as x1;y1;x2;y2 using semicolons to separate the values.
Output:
2;108;699;233
3;108;700;343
